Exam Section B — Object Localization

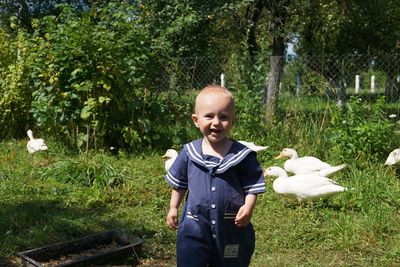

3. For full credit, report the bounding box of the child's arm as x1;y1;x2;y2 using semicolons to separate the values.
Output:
166;188;186;230
235;193;257;228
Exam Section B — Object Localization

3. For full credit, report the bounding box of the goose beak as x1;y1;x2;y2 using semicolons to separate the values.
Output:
275;153;284;159
384;156;394;165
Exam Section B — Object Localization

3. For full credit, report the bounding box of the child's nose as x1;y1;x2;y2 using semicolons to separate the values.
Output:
212;117;220;125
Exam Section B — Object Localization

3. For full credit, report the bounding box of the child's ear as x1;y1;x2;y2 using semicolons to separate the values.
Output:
191;114;200;128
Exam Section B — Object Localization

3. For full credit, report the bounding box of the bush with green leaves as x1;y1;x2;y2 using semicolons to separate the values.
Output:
26;2;168;151
230;87;266;141
0;29;31;139
328;96;395;161
121;89;197;151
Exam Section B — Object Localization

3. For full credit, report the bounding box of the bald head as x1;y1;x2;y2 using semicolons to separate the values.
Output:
194;86;235;114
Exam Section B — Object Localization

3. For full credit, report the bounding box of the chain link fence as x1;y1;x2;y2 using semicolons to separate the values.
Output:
282;54;400;101
155;54;400;103
155;56;228;91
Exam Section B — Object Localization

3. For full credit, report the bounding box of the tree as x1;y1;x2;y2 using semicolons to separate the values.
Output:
244;0;291;119
290;0;400;102
0;0;91;33
290;0;400;56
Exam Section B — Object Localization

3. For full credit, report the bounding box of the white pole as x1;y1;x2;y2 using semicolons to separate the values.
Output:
355;75;360;93
220;73;225;87
296;73;301;96
371;75;376;93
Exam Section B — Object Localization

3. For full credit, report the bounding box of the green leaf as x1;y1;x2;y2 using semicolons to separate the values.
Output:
80;106;92;120
71;68;82;77
98;96;111;104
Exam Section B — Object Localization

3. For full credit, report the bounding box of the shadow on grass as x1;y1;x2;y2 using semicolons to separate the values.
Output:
279;198;361;213
0;199;157;266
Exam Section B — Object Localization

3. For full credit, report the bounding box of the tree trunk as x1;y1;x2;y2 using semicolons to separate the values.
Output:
385;75;400;102
17;0;33;33
265;35;285;119
246;0;264;63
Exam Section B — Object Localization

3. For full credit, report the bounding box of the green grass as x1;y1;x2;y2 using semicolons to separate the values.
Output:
1;108;400;266
0;141;176;266
252;163;400;266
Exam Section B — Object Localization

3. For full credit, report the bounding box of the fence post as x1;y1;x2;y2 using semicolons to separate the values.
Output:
355;75;360;93
371;75;376;93
220;73;225;87
296;73;302;96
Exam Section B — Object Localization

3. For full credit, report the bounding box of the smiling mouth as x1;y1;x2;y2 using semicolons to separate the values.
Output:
210;129;221;134
210;129;222;136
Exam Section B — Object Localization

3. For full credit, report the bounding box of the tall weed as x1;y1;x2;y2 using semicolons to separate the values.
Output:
41;153;129;187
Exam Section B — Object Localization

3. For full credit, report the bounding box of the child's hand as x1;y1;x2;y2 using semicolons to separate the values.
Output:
234;204;253;228
167;207;179;230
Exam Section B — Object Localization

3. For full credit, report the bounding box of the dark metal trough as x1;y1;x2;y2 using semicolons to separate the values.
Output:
17;230;143;266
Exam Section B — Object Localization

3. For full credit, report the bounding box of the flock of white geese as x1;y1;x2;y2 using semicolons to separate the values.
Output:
25;130;400;205
163;142;400;205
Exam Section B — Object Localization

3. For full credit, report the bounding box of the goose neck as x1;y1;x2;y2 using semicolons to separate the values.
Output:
290;150;299;159
27;130;34;140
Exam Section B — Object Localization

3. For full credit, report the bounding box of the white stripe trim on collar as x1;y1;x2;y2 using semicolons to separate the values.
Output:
186;142;205;167
216;148;252;173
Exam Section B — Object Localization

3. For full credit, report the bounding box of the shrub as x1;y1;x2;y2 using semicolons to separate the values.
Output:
27;2;164;152
0;29;31;139
328;96;395;161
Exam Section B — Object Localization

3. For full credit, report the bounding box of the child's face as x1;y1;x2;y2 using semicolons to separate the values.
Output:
192;88;235;144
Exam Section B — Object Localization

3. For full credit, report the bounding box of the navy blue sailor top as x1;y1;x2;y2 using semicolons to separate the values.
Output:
165;138;266;223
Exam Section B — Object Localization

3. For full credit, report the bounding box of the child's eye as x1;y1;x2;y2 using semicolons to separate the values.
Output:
220;115;229;120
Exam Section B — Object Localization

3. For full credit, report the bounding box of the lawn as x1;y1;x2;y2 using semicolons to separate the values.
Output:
1;135;400;266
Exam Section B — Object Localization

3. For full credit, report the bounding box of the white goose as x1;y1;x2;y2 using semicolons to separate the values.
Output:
238;140;268;153
264;166;348;203
27;129;48;154
162;149;179;171
275;148;346;177
385;149;400;166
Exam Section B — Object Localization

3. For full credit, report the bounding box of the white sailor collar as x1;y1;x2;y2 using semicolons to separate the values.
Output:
184;138;254;174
